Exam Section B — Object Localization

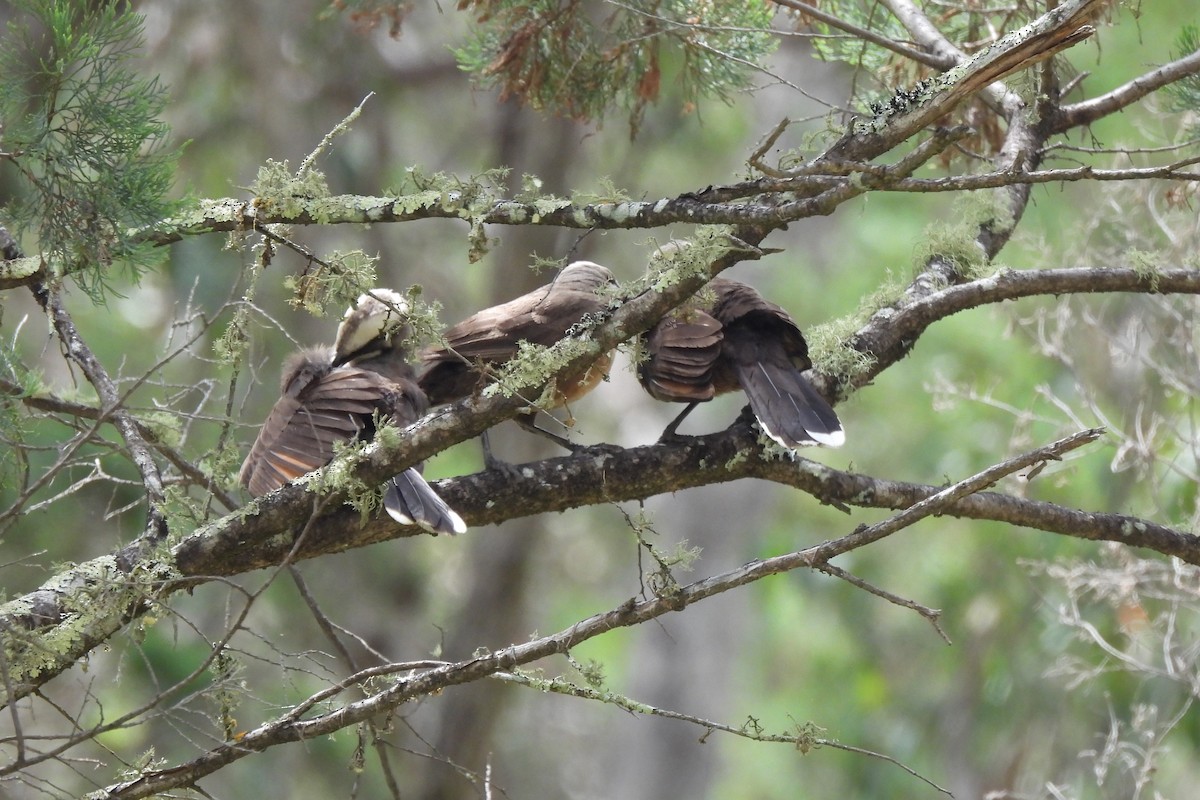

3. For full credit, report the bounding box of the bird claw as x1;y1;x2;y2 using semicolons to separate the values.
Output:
482;452;530;482
656;429;698;446
567;441;625;458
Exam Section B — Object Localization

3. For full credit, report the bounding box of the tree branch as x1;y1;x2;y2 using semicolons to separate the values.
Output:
769;0;943;68
93;429;1106;799
0;379;239;512
490;668;952;795
34;285;168;543
6;263;1200;704
826;0;1102;162
1052;47;1200;133
846;267;1200;393
0;1;1105;294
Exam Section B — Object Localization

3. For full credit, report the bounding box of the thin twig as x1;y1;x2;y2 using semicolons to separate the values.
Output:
815;562;951;644
490;669;953;796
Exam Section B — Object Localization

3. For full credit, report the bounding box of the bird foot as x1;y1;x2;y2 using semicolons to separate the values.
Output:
566;441;625;458
482;452;531;482
656;428;699;446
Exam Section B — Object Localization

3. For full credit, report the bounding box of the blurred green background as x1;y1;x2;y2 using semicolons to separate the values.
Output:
2;2;1199;798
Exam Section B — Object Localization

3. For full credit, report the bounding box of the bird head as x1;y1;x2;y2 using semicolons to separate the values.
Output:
334;289;411;363
554;261;617;293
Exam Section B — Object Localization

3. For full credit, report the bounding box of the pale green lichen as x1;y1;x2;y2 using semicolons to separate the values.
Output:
113;747;168;782
212;303;252;365
392;189;444;216
572;177;634;206
465;216;497;263
304;433;380;521
198;440;246;501
394;166;511;261
0;255;43;280
158;483;208;534
484;337;598;408
724;448;751;470
250;158;331;218
640;226;740;294
516;174;571;218
284;249;379;316
757;432;797;462
804;320;876;387
1130;249;1164;292
914;191;1010;280
138;410;183;450
0;554;180;704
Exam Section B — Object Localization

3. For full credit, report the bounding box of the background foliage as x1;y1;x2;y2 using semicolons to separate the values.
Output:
2;1;1199;798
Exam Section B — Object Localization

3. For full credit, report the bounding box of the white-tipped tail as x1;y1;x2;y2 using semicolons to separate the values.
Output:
385;469;467;535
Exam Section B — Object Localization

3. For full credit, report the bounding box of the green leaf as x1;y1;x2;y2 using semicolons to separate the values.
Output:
0;0;179;300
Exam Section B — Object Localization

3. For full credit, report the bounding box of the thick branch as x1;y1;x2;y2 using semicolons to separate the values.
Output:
90;431;1154;800
6;264;1198;704
827;0;1102;162
847;267;1200;392
175;418;1200;577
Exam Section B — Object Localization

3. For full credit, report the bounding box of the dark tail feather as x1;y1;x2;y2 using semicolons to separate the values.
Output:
734;360;845;449
384;468;467;535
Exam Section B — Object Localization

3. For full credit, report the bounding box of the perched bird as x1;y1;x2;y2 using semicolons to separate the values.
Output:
239;290;466;535
638;277;844;449
418;261;618;446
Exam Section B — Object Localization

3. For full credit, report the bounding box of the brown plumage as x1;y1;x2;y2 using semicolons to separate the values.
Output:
239;291;465;535
419;260;617;408
638;278;844;449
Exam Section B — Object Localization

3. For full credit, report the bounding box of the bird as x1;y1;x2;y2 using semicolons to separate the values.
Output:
418;260;618;449
637;277;844;450
239;290;466;535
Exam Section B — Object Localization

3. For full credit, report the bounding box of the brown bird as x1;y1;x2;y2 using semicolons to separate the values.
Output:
239;290;466;535
419;261;618;445
638;277;844;449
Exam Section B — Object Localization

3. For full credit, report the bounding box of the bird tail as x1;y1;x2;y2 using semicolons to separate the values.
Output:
731;356;844;450
385;468;467;535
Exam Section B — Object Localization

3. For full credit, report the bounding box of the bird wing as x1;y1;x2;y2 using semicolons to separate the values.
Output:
432;286;603;361
638;311;724;402
710;278;809;366
419;285;609;404
240;367;392;497
711;279;841;448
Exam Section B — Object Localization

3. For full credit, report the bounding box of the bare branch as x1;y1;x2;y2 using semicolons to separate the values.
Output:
35;285;168;542
816;562;950;643
0;378;238;512
94;430;1098;798
769;0;942;68
848;267;1200;393
490;669;953;795
1053;47;1200;133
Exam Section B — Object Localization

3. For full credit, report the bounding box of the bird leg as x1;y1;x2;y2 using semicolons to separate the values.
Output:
510;411;624;457
513;411;579;451
659;401;700;441
479;416;584;476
